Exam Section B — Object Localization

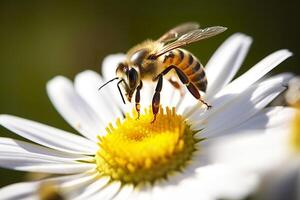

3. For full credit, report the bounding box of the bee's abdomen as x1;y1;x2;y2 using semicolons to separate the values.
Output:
161;48;207;92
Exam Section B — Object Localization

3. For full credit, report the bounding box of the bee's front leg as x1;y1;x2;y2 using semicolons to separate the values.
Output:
135;81;143;119
151;75;163;123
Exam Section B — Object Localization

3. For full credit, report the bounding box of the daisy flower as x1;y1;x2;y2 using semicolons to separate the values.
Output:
0;33;294;200
207;78;300;199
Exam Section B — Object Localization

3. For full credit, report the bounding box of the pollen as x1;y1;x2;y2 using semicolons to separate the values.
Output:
290;108;300;152
95;107;200;184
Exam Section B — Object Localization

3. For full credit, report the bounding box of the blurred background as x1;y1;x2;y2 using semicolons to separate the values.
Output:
0;0;299;187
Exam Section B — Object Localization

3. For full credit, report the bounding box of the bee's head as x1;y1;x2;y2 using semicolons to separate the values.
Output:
115;62;139;103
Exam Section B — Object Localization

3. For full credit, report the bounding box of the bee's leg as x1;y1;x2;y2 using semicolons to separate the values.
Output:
151;74;163;123
186;82;212;109
166;66;211;109
135;81;143;119
168;78;185;96
154;65;188;84
154;65;211;109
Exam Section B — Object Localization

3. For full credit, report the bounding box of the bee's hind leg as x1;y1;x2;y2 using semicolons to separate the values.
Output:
155;65;211;110
186;83;212;109
135;81;143;119
200;99;212;109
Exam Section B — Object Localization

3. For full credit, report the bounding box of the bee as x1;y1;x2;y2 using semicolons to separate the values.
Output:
100;22;227;122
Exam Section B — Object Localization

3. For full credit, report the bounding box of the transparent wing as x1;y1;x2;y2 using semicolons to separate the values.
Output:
157;22;200;43
155;26;227;58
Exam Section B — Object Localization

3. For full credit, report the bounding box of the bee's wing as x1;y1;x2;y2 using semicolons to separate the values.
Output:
157;22;200;43
154;26;227;58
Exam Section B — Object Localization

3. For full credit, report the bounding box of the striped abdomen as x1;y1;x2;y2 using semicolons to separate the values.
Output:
159;48;207;92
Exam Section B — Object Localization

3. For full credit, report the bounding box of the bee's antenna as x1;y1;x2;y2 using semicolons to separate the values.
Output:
98;77;119;90
117;80;126;104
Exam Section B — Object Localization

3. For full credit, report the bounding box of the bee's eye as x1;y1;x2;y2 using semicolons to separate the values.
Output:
128;68;138;89
130;49;148;65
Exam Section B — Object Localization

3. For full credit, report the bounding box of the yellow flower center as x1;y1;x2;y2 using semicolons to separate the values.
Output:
95;107;200;184
290;107;300;152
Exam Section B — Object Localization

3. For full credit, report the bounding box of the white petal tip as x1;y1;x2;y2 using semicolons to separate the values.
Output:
46;76;73;96
244;35;253;44
0;115;8;124
282;49;293;57
0;115;22;129
275;49;293;57
101;53;126;73
75;70;99;82
232;33;253;44
0;114;15;123
270;49;293;64
47;76;68;87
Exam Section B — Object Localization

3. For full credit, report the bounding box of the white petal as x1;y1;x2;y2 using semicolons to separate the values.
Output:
227;106;297;134
184;50;292;118
177;91;201;114
0;181;40;200
0;156;95;173
0;115;97;154
205;33;252;98
131;182;153;200
60;172;102;200
177;91;203;117
0;172;98;200
189;73;293;137
47;76;103;141
207;128;291;174
193;164;258;200
113;184;134;200
161;80;179;108
170;165;251;200
140;81;155;110
170;88;184;110
88;181;122;200
215;49;292;98
0;137;91;163
59;172;98;190
40;172;99;198
152;174;188;200
152;164;257;200
74;70;123;132
73;176;110;200
101;53;126;81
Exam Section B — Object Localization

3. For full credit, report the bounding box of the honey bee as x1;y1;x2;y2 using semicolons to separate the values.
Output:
100;22;227;122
